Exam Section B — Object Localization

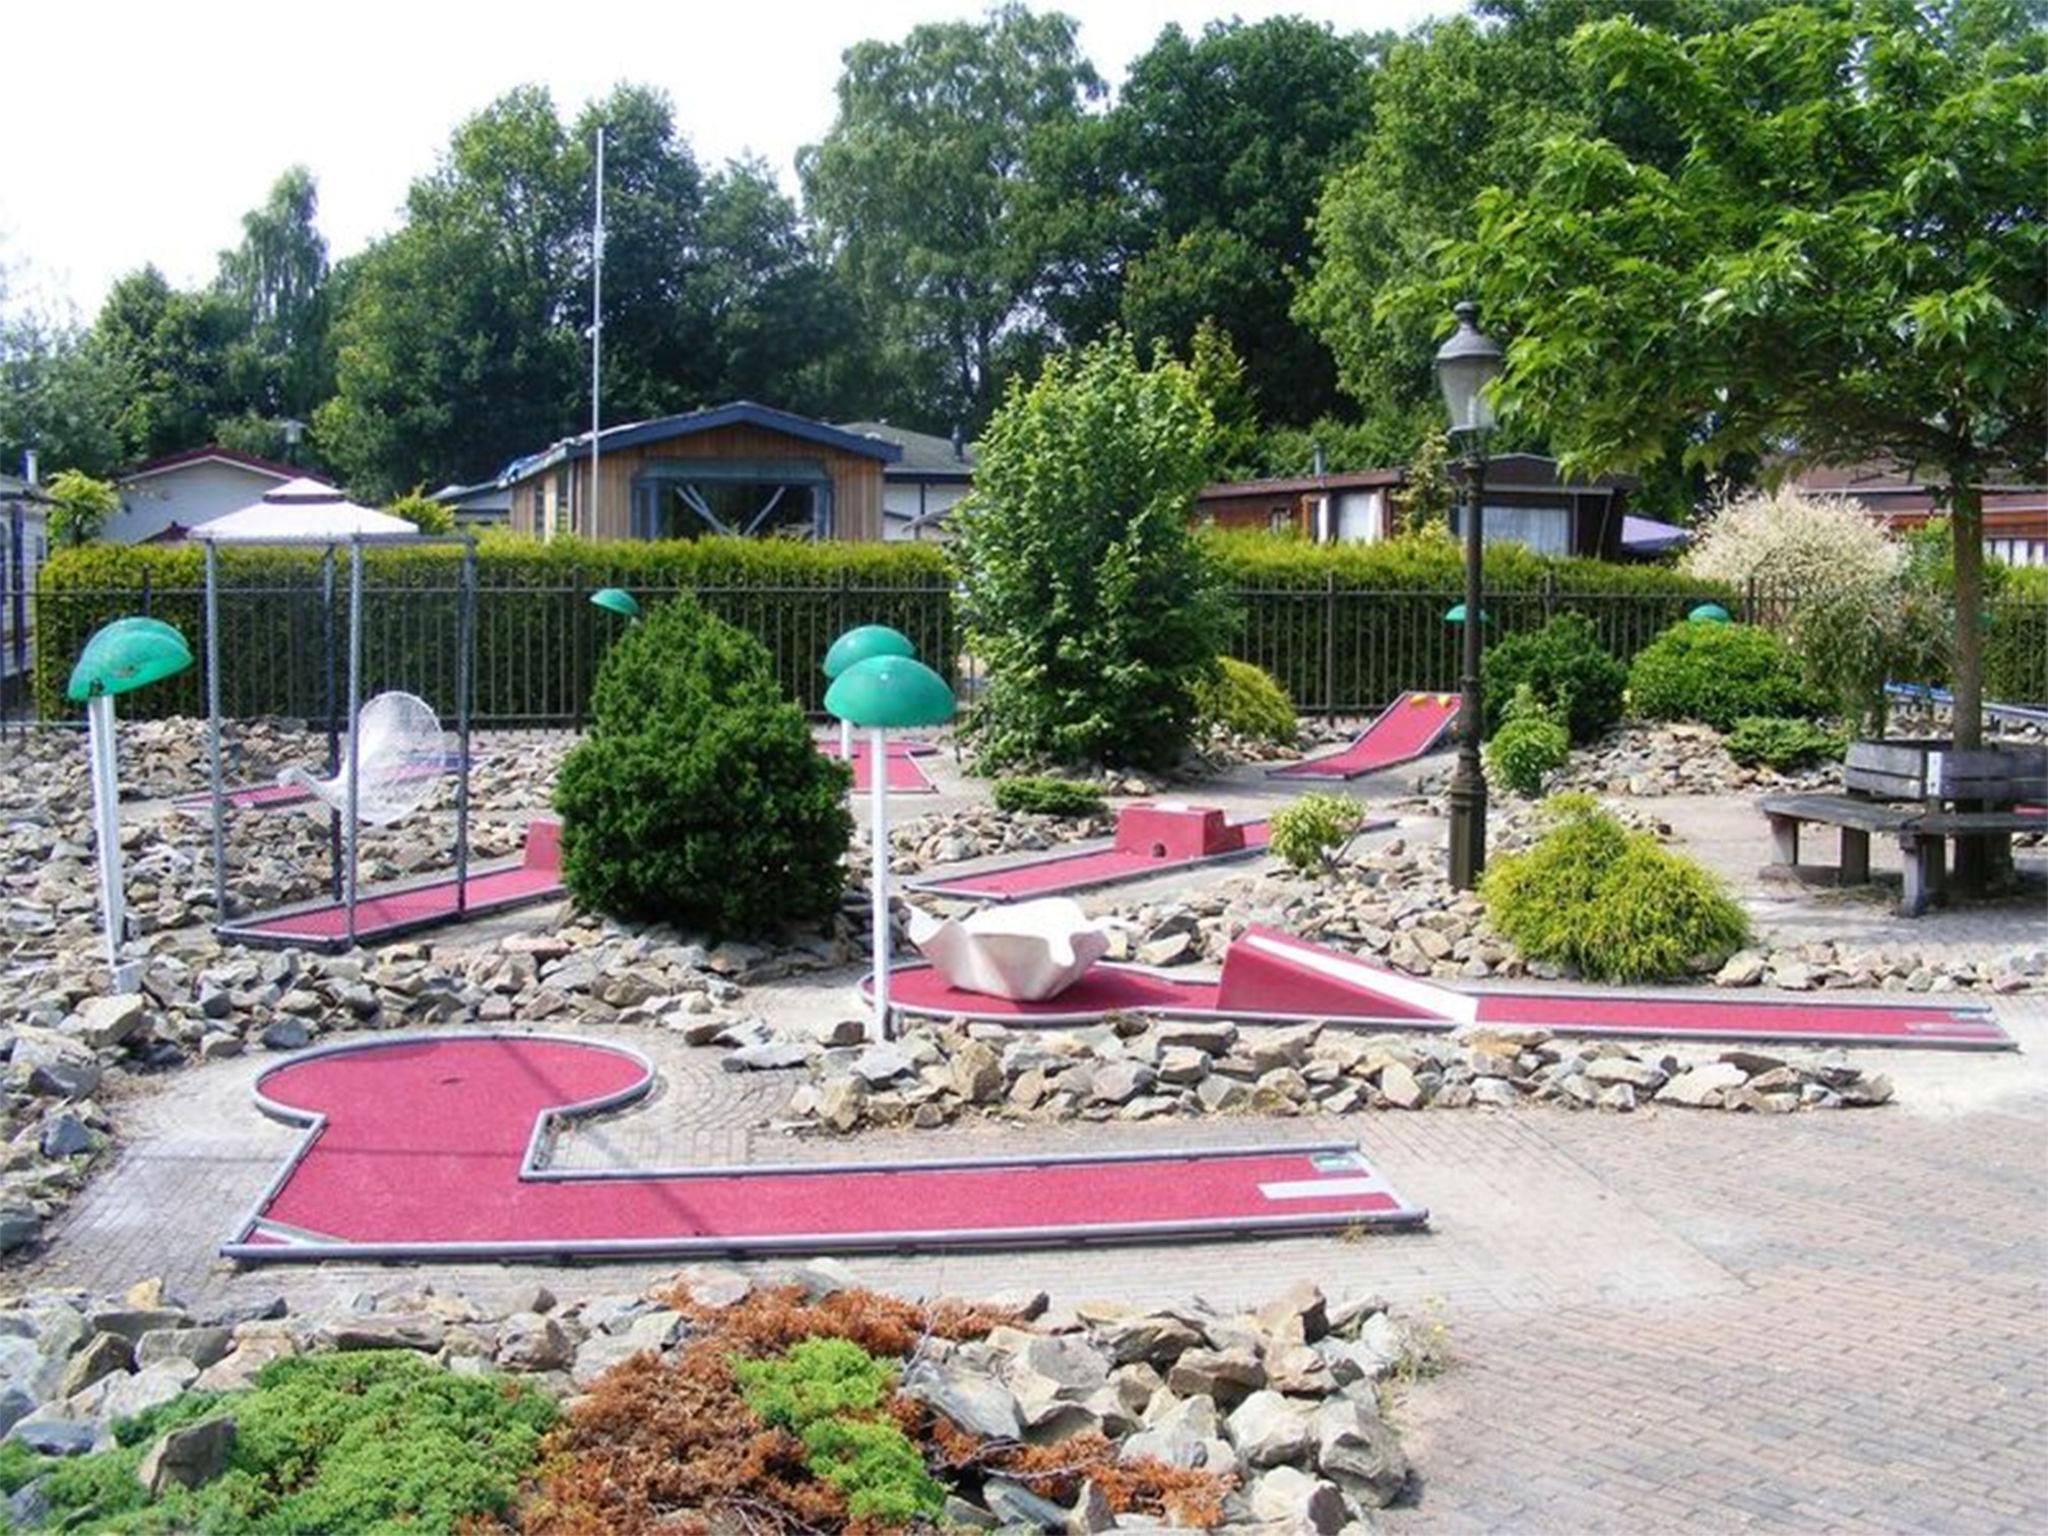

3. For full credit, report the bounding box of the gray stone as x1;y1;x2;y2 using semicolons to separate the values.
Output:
902;1357;1023;1440
1715;951;1766;987
983;1476;1070;1530
75;994;146;1050
135;1327;232;1372
259;1019;311;1051
89;1309;188;1344
724;1041;810;1072
1378;1059;1426;1109
136;1415;236;1496
1584;1056;1664;1090
819;1074;868;1132
1154;1021;1237;1055
1068;1478;1116;1534
0;1388;34;1439
1099;1314;1204;1367
1254;1280;1329;1344
853;1042;916;1085
495;1313;573;1372
1227;1389;1316;1467
1655;1061;1748;1108
950;1039;1005;1103
672;1265;751;1309
93;1359;200;1425
1090;1062;1155;1105
0;1207;41;1256
1165;1346;1264;1406
39;1114;98;1158
1316;1398;1409;1508
1247;1465;1347;1533
1323;1312;1403;1386
7;1418;96;1456
59;1331;132;1398
322;1316;446;1352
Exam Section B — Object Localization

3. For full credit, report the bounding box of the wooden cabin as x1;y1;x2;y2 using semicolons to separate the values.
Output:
501;402;900;542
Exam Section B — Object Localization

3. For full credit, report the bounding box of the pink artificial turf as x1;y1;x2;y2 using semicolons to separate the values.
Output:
918;821;1272;900
1270;692;1460;779
237;1036;1417;1252
816;739;938;793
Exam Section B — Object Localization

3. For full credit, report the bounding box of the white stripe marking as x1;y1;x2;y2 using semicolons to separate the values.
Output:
1260;1177;1388;1201
1243;931;1479;1024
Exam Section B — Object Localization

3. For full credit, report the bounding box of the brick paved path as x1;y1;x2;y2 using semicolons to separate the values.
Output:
23;997;2048;1534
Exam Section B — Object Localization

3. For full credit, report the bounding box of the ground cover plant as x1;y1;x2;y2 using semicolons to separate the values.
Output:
1627;619;1819;732
554;596;852;938
990;776;1107;817
1723;716;1846;773
1271;792;1368;874
1480;612;1626;744
1481;794;1750;983
0;1353;553;1534
1193;656;1298;744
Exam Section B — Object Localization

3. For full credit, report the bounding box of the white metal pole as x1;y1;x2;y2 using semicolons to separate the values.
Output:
86;694;124;974
869;726;890;1040
588;125;604;540
840;717;853;762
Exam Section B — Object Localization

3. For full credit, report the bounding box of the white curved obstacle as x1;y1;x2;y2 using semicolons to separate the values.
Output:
278;690;447;827
908;897;1111;1001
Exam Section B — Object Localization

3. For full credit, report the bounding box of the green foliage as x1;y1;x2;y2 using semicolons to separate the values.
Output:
1194;656;1297;744
1986;566;2048;705
554;596;851;938
990;776;1106;818
385;489;453;534
1724;716;1846;773
1270;791;1366;875
732;1338;944;1524
4;1352;553;1535
1480;612;1625;744
44;469;119;548
34;535;954;721
1391;429;1455;535
958;331;1232;770
1481;795;1749;983
1628;620;1820;731
1484;687;1569;796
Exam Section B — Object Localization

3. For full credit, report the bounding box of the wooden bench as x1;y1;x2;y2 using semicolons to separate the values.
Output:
1760;793;2042;916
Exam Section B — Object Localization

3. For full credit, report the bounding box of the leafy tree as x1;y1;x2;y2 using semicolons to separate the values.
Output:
800;4;1104;429
0;301;123;478
44;468;119;547
387;488;455;533
957;330;1230;769
1407;1;2047;750
90;265;250;461
215;165;332;421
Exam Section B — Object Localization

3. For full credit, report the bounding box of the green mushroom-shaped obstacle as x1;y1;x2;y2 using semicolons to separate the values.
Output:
1688;602;1731;624
589;587;642;622
825;651;955;1039
823;624;915;763
68;617;195;976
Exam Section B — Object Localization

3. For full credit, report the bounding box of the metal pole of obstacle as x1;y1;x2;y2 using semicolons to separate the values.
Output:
345;538;364;946
86;693;123;973
453;541;475;914
205;540;227;921
323;548;342;901
869;725;891;1040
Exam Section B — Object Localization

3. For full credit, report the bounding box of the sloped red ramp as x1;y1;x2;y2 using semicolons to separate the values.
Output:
817;738;939;794
217;821;565;952
1270;693;1460;780
877;925;2013;1050
910;803;1309;901
222;1034;1426;1261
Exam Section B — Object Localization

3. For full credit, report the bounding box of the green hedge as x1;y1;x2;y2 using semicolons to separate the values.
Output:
1986;570;2048;704
34;535;956;722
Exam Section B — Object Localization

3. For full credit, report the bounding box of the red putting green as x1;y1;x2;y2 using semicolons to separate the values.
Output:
817;737;939;794
876;925;2014;1049
1269;692;1461;780
222;1034;1426;1260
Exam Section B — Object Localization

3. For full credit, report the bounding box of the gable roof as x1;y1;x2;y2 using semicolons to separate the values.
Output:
117;446;315;487
500;401;902;484
836;421;974;480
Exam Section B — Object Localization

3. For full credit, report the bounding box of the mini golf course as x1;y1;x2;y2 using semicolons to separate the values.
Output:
1270;692;1461;781
877;926;2015;1049
221;1034;1427;1260
818;737;940;794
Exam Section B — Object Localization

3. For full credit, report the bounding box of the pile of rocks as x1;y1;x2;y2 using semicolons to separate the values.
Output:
770;1015;1898;1133
0;1269;1427;1534
881;803;1113;876
1551;722;1839;798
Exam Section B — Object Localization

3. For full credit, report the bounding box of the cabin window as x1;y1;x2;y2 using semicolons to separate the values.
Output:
1450;502;1572;557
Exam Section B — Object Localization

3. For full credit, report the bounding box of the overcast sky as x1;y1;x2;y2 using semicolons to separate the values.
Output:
1;0;1458;321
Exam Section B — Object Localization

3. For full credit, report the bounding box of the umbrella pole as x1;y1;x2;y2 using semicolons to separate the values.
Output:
841;718;853;763
86;693;124;977
869;725;890;1041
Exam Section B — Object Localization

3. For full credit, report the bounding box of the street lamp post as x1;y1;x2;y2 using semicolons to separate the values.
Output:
1434;301;1504;891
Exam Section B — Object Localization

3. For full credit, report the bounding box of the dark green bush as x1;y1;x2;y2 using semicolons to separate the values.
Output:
991;776;1107;817
1723;715;1846;772
554;597;852;937
1627;619;1821;730
1485;689;1570;795
1480;612;1626;743
1193;656;1298;743
1481;795;1750;982
1271;792;1366;874
4;1352;553;1534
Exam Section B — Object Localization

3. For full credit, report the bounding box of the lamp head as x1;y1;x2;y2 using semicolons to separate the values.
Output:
1434;300;1504;439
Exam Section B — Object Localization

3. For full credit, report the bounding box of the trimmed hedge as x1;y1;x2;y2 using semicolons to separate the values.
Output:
1628;620;1822;730
33;535;956;722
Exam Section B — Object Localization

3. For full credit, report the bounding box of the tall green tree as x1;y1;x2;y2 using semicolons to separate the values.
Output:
215;165;332;422
1402;1;2047;750
90;265;250;462
0;301;123;478
800;4;1104;429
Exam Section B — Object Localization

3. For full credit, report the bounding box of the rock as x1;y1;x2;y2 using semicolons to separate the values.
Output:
818;1075;868;1133
136;1327;233;1372
1316;1398;1409;1508
59;1331;133;1398
724;1041;810;1072
1253;1281;1329;1345
322;1316;446;1353
1227;1390;1316;1467
672;1265;751;1309
89;1309;188;1344
1247;1465;1348;1533
1165;1346;1264;1406
1583;1056;1663;1089
1121;1393;1231;1470
1768;961;1814;991
1471;1076;1519;1109
1377;1059;1425;1109
1099;1314;1204;1367
853;1042;916;1085
1837;1072;1894;1107
982;1476;1070;1530
194;1337;295;1393
1655;1061;1748;1108
259;1019;310;1051
1262;1342;1335;1397
1090;1062;1154;1105
790;1258;860;1299
1715;952;1766;987
811;1017;867;1048
495;1313;573;1372
1325;1312;1404;1385
949;1040;1005;1103
0;1207;41;1256
136;1415;235;1496
38;1114;97;1158
1068;1478;1115;1534
75;994;146;1049
94;1359;200;1424
902;1358;1023;1440
7;1418;96;1456
1155;1021;1237;1055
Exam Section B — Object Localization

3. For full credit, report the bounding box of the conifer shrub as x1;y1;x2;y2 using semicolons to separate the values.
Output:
1723;715;1846;772
1627;619;1821;730
1194;657;1298;744
1480;612;1626;743
554;597;851;937
991;776;1108;817
1481;795;1750;982
1271;792;1366;874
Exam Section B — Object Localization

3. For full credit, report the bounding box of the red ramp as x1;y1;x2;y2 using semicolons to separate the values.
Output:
1270;693;1460;780
222;1034;1426;1260
818;738;939;794
910;803;1306;901
878;925;2013;1049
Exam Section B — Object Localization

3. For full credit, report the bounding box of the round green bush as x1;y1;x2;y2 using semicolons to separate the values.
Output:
1481;795;1750;982
555;597;852;937
1627;620;1820;730
991;776;1106;817
1723;715;1846;772
1485;714;1570;797
1480;612;1626;744
1270;792;1366;874
1194;657;1298;744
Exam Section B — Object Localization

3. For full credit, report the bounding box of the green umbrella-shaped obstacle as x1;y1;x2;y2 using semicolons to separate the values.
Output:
67;617;195;974
823;624;915;763
590;587;641;621
824;652;955;1039
1688;602;1731;624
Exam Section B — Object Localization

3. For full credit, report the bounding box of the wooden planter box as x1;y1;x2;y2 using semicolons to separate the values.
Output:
1845;739;2048;804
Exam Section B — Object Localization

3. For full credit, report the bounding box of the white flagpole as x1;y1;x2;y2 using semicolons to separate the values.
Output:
869;726;891;1040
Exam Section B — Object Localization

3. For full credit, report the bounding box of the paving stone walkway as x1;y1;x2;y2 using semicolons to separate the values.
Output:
22;994;2048;1534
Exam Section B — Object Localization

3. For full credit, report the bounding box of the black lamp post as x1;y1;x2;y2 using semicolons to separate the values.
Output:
1435;301;1504;891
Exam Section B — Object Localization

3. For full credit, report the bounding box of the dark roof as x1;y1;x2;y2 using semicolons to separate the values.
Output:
836;422;974;480
502;401;901;484
117;445;312;485
1199;453;1632;503
1200;469;1402;501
